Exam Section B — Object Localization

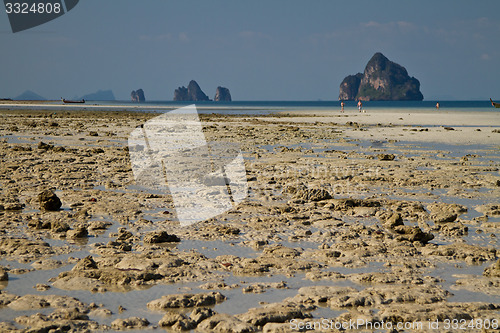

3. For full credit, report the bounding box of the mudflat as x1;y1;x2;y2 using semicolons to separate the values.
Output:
0;107;499;332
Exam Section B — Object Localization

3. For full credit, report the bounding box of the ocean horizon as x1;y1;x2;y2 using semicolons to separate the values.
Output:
1;99;497;115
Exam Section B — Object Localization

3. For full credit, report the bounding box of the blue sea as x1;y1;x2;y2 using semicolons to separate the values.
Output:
0;100;496;114
89;100;497;115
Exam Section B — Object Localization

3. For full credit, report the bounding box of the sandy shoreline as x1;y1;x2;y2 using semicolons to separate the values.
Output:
0;108;498;332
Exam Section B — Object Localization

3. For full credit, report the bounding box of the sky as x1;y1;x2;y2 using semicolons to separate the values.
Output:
1;0;499;101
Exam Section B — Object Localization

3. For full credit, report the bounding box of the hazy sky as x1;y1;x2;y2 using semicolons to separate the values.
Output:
1;0;499;101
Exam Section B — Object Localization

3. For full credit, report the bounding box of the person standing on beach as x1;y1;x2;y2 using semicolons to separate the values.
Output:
341;101;345;113
436;102;440;109
357;100;362;112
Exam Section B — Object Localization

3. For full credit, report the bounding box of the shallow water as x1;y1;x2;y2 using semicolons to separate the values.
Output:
0;117;499;330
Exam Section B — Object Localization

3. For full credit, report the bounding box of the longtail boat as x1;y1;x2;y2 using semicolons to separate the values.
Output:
490;98;500;108
62;98;85;104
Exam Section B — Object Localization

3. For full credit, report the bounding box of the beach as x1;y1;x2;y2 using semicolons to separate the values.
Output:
0;104;499;332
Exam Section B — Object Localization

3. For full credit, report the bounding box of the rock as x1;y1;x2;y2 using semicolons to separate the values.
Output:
111;317;150;330
0;291;18;306
66;226;88;239
158;312;197;330
263;322;296;333
89;308;112;317
476;203;500;216
428;202;467;223
31;259;64;270
190;307;217;324
236;302;312;327
0;237;53;261
198;313;256;333
214;86;232;101
38;190;62;211
72;255;98;270
131;89;145;102
51;220;70;233
394;225;434;243
339;52;423;101
384;213;403;229
433;213;458;223
38;141;54;150
293;187;332;202
35;284;51;291
0;267;8;281
483;259;500;277
174;80;210;101
7;294;86;311
147;292;226;310
339;73;363;101
143;231;180;244
377;153;396;161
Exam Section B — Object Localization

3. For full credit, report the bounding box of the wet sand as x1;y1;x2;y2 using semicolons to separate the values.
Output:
0;105;499;332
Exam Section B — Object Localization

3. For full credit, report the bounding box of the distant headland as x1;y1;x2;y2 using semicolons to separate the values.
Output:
173;80;232;102
339;52;423;101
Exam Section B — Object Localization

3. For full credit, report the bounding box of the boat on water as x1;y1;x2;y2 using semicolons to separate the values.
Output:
61;98;85;104
490;98;500;108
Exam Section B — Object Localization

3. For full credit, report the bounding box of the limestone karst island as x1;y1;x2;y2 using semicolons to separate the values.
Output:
339;52;423;101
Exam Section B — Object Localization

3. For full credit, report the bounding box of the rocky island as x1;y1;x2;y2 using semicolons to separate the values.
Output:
173;80;210;102
131;89;145;102
214;86;232;102
339;52;423;101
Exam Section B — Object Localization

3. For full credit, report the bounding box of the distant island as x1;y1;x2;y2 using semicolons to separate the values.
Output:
214;86;231;102
174;80;232;102
131;89;145;102
80;90;115;101
14;90;46;100
339;52;423;101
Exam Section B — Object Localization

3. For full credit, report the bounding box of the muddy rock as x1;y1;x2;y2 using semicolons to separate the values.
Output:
423;243;497;264
393;225;434;243
144;230;180;243
376;302;500;323
0;291;18;306
263;245;301;258
294;286;357;304
454;275;500;296
291;186;332;202
384;213;403;228
237;302;313;327
15;309;100;332
198;313;256;333
483;259;500;277
67;226;89;239
147;292;226;310
190;307;218;324
73;255;98;270
158;312;197;330
428;202;467;223
8;294;87;311
476;203;500;216
242;281;288;294
0;322;20;332
38;189;62;211
328;284;449;308
0;237;54;261
35;283;51;291
31;258;65;270
304;271;345;281
0;267;8;281
111;316;150;330
377;153;395;161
